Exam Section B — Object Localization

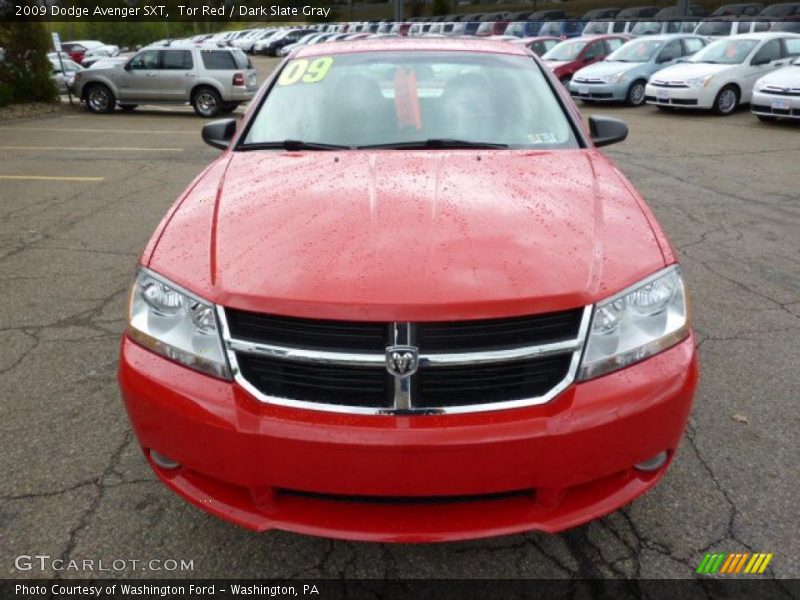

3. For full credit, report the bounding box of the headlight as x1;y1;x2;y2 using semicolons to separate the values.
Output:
579;266;690;380
601;71;629;84
686;75;713;89
753;79;767;92
127;268;231;379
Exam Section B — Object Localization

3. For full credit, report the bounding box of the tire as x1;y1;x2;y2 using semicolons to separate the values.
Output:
756;114;777;122
713;85;739;116
625;80;647;107
192;87;223;118
119;104;137;111
84;84;115;114
222;102;240;113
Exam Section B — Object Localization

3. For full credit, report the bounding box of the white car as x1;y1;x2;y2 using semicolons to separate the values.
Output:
751;55;800;120
645;32;800;115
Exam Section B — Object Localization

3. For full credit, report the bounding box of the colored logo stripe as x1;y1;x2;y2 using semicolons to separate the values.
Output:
697;552;773;575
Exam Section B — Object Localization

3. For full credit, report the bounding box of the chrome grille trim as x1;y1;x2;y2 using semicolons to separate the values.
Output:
217;305;593;416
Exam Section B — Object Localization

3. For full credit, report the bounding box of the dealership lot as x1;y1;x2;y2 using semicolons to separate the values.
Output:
1;55;799;579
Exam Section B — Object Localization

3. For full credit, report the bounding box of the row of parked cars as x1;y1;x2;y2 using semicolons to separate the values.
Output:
50;16;800;123
556;32;799;120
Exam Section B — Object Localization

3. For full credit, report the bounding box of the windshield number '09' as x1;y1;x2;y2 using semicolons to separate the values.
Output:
277;57;334;86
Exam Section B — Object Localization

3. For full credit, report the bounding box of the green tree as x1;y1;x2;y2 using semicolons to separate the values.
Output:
431;0;451;16
0;22;57;106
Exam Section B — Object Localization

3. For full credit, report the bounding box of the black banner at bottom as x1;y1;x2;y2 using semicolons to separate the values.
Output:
3;579;799;600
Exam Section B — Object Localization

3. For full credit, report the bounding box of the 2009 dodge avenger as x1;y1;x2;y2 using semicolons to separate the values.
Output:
118;39;698;542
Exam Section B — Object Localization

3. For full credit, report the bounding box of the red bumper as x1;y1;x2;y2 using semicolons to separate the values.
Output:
119;334;698;542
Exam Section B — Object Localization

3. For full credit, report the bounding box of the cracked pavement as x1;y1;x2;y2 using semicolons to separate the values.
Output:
1;57;798;581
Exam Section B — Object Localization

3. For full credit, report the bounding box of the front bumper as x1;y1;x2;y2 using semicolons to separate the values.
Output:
751;90;800;119
570;80;627;102
645;84;715;109
119;334;698;542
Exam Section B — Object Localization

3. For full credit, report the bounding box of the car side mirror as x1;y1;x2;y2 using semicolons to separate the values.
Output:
751;56;768;66
124;62;132;71
202;118;237;150
589;115;628;147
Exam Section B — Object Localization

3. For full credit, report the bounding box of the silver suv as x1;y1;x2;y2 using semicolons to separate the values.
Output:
74;45;258;117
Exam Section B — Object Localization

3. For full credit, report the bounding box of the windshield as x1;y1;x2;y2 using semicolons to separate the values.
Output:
542;40;587;61
690;38;758;64
631;21;663;34
583;21;609;34
243;51;578;150
695;21;733;35
607;39;663;62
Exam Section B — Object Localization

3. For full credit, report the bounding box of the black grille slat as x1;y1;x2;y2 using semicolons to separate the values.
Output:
417;310;581;352
417;355;571;407
236;354;391;408
225;308;582;354
226;309;386;352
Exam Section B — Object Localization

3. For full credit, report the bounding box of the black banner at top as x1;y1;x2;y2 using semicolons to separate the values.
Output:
2;0;340;22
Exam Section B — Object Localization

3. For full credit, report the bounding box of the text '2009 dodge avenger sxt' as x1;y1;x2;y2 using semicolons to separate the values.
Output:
118;39;698;542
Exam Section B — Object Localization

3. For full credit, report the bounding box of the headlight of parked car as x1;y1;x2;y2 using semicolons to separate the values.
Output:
685;75;713;89
753;79;767;92
601;71;628;84
578;265;689;380
127;268;231;380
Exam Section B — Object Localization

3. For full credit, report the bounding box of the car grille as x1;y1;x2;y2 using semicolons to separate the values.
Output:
221;306;589;415
759;87;800;97
650;81;689;89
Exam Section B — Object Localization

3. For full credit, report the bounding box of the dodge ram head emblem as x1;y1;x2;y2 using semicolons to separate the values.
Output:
386;346;419;377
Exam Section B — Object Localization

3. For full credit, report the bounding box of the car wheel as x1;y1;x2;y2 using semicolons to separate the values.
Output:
756;114;777;122
222;102;240;113
119;104;138;111
192;87;222;118
625;80;647;107
713;85;739;116
85;84;115;114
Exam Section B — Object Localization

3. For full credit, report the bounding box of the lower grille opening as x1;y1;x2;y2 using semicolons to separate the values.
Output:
280;488;533;505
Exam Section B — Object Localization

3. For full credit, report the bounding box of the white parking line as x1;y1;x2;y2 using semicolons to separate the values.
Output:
1;127;196;135
0;175;105;181
0;145;183;152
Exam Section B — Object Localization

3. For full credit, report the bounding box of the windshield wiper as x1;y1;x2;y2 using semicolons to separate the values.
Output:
239;140;351;151
358;139;509;150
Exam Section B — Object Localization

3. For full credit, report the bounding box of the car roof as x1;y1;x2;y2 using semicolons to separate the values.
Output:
725;30;800;40
294;37;530;58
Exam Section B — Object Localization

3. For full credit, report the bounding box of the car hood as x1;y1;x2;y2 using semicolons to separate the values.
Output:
575;60;645;78
542;59;571;70
651;62;733;81
148;150;667;321
756;65;800;88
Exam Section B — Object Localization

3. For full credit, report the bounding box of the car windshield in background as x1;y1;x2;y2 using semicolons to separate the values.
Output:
607;39;663;62
243;51;579;150
695;21;733;36
690;38;758;64
543;41;587;61
631;21;662;35
583;22;609;34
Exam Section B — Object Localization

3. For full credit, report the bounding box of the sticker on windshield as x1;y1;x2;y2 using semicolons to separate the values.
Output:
527;132;559;144
277;57;334;86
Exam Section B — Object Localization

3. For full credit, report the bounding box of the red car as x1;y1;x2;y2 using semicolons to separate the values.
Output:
119;38;697;542
542;35;629;84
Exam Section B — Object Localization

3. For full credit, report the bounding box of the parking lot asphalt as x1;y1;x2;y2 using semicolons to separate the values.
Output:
1;55;799;580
